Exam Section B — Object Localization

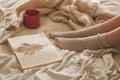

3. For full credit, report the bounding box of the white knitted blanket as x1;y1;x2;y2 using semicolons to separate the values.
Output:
0;0;120;80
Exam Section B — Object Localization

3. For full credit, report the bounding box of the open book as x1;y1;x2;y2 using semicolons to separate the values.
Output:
7;32;62;70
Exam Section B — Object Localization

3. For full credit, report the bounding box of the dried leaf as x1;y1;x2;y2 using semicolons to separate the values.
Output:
17;43;43;54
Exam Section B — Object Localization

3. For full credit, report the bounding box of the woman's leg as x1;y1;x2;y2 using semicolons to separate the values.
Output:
54;27;120;52
106;26;120;46
49;15;120;38
102;16;120;33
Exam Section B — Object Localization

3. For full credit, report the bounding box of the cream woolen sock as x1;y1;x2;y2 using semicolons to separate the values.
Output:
49;24;103;39
55;33;110;52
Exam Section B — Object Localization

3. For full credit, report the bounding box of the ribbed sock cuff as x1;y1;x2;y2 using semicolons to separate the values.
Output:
95;24;103;34
97;33;110;48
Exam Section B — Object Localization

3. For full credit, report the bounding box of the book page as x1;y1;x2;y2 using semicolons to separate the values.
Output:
7;32;62;70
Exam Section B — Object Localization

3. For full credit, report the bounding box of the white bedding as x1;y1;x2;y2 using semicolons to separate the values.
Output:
0;0;120;80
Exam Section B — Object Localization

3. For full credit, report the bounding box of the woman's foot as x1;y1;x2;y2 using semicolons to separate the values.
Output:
54;33;110;52
49;24;102;39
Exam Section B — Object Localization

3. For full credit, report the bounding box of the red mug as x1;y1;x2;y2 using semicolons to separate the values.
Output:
23;9;40;29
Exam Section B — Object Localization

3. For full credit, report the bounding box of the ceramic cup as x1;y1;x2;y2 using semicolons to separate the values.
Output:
23;9;40;29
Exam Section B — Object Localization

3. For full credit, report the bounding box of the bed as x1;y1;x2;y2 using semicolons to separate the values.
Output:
0;0;120;80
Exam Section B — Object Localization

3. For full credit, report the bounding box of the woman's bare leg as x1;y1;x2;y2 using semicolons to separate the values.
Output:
49;15;120;38
106;27;120;46
54;26;120;52
102;15;120;32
